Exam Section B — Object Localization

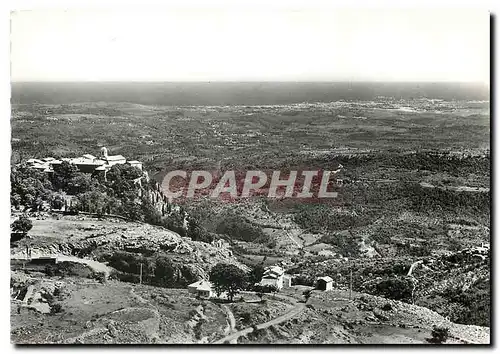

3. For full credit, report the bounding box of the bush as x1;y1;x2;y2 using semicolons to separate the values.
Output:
381;303;393;311
373;277;413;302
303;289;312;301
254;284;278;294
428;325;450;344
240;311;251;324
11;216;33;235
50;303;64;315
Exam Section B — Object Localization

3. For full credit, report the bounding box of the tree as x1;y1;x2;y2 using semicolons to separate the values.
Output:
50;193;65;210
11;165;52;210
66;173;95;195
12;216;33;235
303;289;312;302
375;277;414;302
153;255;176;287
209;263;247;302
52;161;79;191
105;164;143;199
248;264;265;287
186;216;213;243
77;190;111;215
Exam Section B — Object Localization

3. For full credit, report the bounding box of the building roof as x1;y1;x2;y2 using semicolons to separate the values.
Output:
27;158;44;164
188;279;212;292
263;266;284;276
106;155;126;161
317;276;333;283
82;154;96;160
70;157;105;166
128;160;141;164
196;281;213;292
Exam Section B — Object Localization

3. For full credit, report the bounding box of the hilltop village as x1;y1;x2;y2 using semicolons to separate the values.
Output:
25;147;144;179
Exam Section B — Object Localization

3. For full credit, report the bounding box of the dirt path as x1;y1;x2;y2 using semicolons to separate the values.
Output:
221;304;236;333
285;230;303;249
220;304;237;343
407;260;424;277
212;293;305;344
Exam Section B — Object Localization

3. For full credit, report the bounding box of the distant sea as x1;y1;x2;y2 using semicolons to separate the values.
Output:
11;82;490;106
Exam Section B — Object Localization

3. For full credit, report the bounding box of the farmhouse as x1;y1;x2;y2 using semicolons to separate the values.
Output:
187;279;214;298
258;265;292;290
316;276;333;291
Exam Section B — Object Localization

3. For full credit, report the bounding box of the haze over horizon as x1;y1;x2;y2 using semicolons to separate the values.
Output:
11;9;489;84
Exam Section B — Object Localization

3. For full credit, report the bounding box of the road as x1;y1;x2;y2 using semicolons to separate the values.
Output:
212;293;305;344
220;304;237;343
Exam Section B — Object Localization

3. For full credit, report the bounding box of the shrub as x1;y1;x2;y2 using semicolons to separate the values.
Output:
427;325;450;344
255;284;278;294
373;277;413;302
382;303;393;311
11;216;33;235
50;303;64;315
240;311;251;324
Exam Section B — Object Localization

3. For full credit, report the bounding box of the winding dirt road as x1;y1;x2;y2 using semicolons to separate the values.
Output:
212;293;305;344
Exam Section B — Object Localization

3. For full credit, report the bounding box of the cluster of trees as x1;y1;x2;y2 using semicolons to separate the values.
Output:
215;214;275;248
371;276;415;302
317;232;361;258
107;251;198;287
406;183;490;215
306;151;489;177
293;204;373;234
10;165;53;211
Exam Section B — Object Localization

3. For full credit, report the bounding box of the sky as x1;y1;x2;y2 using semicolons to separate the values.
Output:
10;8;490;82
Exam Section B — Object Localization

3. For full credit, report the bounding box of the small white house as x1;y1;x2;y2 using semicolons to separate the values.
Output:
187;279;214;298
316;276;334;291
